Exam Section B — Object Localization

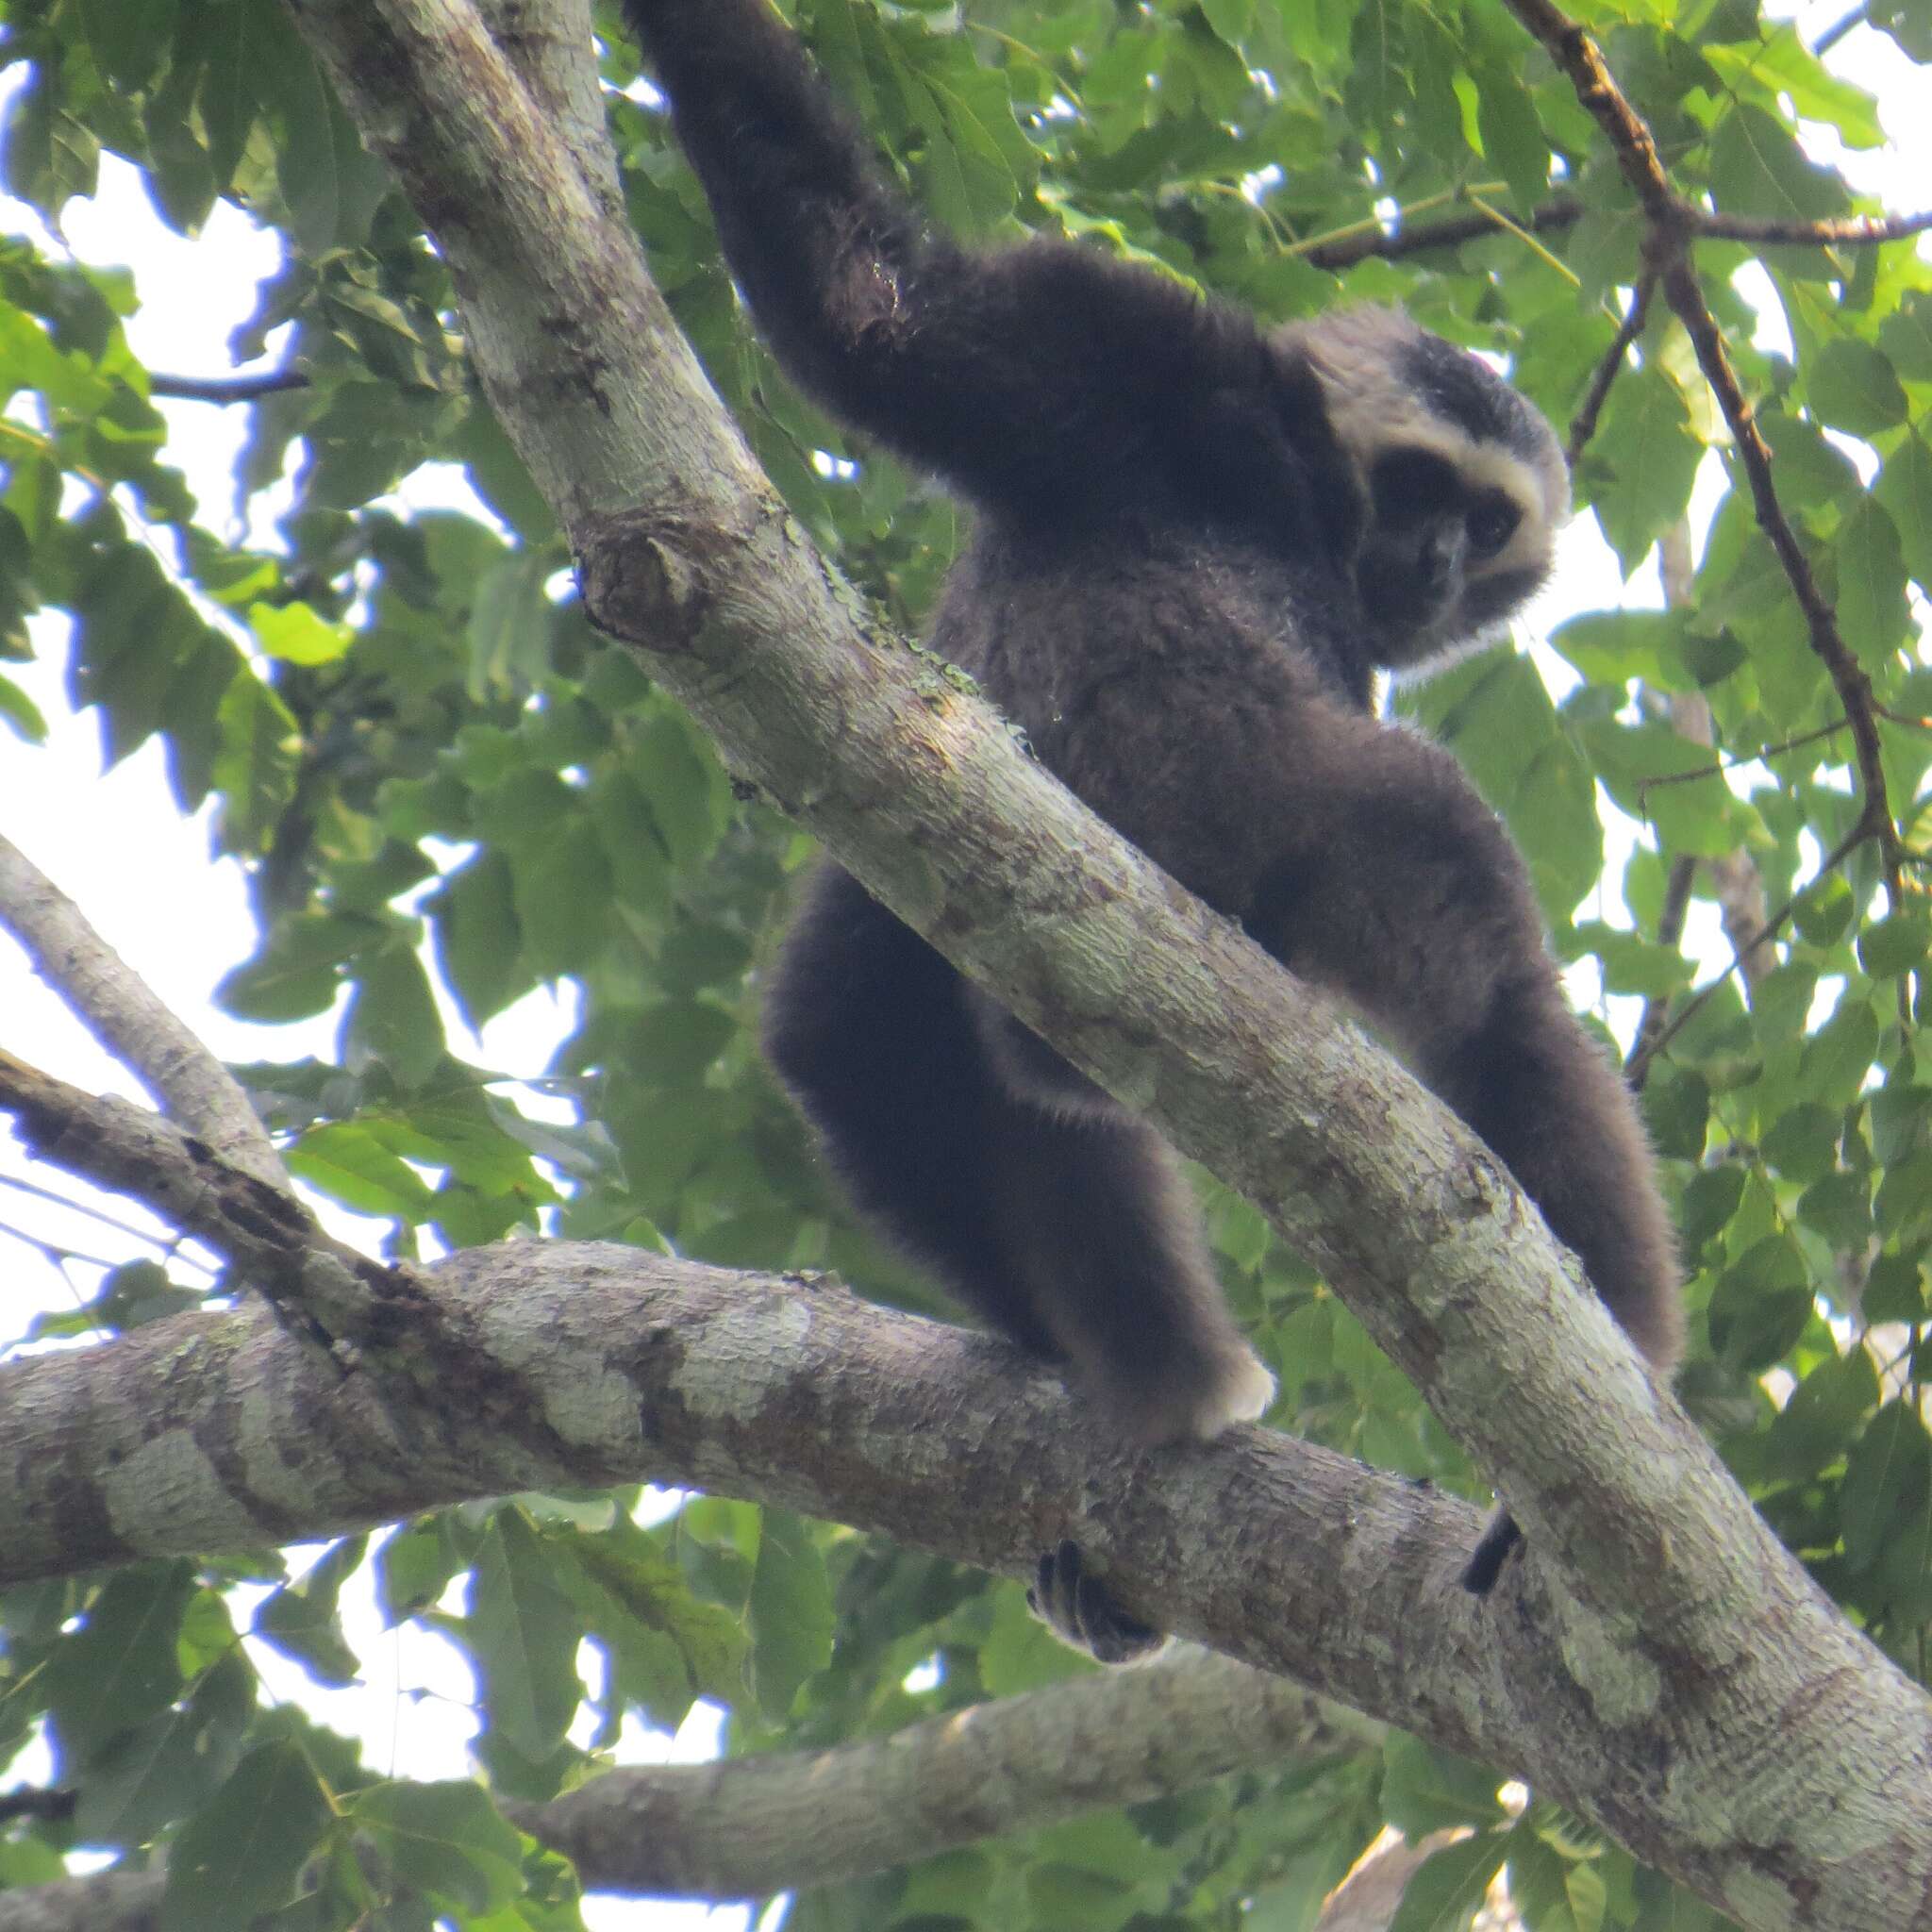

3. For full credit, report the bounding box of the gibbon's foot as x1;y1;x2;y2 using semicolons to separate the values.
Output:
1028;1540;1168;1665
1461;1508;1524;1593
1100;1341;1278;1450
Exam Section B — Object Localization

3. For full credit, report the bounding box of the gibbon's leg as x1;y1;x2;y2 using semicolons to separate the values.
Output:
764;866;1274;1447
1226;698;1681;1589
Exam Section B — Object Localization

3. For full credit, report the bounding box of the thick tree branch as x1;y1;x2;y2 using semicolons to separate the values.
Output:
0;834;282;1186
504;1651;1377;1897
9;1234;1931;1930
0;1651;1374;1923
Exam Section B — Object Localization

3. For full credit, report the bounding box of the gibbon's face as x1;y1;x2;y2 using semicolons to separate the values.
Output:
1287;308;1570;673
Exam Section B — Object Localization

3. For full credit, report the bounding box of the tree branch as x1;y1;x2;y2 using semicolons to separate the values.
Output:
1498;0;1901;909
9;1230;1931;1927
1566;273;1654;469
145;370;311;403
0;834;282;1186
503;1650;1378;1898
0;1652;1375;1922
86;1;1912;1921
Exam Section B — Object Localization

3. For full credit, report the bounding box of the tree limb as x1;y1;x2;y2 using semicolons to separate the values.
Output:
1498;0;1900;908
0;834;282;1187
0;1651;1375;1922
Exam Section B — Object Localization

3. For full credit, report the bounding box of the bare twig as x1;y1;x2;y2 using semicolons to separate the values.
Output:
147;370;312;403
1302;196;1583;269
1627;853;1698;1085
1499;0;1901;914
1630;717;1851;793
1694;206;1932;245
1813;2;1870;55
1626;811;1878;1080
1567;273;1656;467
0;1049;397;1370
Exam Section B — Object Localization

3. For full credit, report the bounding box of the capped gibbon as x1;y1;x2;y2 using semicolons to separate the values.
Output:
625;0;1682;1615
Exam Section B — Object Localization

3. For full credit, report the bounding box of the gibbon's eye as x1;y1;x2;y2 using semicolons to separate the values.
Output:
1467;492;1521;561
1370;445;1459;526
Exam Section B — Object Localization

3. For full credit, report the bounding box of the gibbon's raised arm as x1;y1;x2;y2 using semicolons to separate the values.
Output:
624;0;1332;525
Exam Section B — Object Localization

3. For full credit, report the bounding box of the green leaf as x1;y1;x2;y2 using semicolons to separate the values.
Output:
74;1649;257;1846
1879;291;1932;383
1508;1821;1608;1932
1708;102;1849;222
748;1507;835;1721
286;1121;438;1219
1833;497;1912;668
257;1539;368;1689
209;669;300;854
249;599;351;665
1590;366;1704;574
45;1563;197;1760
556;1524;748;1723
1859;911;1932;979
1875;434;1932;590
1762;1347;1880;1481
508;820;613;981
159;1740;333;1932
1807;340;1908;439
348;1779;525;1915
1842;1399;1932;1571
0;665;48;743
429;850;526;1031
470;1508;583;1761
1380;1733;1507;1837
1799;995;1879;1106
343;941;446;1090
1708;1235;1813;1372
1388;1831;1508;1932
376;1519;466;1624
217;910;381;1022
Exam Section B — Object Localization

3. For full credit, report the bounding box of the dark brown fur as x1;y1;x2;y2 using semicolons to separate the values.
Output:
626;0;1682;1597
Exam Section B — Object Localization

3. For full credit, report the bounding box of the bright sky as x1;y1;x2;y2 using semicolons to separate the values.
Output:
0;5;1924;1927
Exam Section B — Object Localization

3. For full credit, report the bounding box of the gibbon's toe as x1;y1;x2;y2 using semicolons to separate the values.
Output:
1028;1540;1169;1664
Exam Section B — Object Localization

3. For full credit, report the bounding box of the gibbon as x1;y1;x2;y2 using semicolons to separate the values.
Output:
624;0;1682;1616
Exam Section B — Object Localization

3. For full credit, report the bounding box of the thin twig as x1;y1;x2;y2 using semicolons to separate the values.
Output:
1694;207;1932;245
1628;856;1696;1086
1499;0;1901;913
1301;196;1583;269
1626;810;1881;1081
147;369;312;403
1813;2;1869;55
1466;191;1581;282
0;1169;219;1262
1567;273;1656;467
1633;717;1852;796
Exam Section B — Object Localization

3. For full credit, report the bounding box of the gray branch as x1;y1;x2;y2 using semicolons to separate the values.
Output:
0;1650;1375;1924
506;1649;1377;1898
4;1234;1929;1924
0;834;282;1187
